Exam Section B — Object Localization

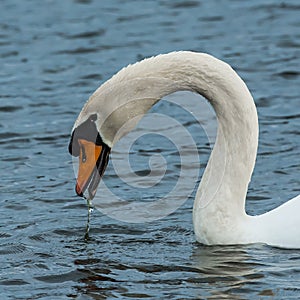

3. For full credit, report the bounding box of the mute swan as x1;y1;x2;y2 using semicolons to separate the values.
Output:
69;51;300;248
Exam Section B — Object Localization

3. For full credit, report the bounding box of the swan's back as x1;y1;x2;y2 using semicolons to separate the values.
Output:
250;194;300;248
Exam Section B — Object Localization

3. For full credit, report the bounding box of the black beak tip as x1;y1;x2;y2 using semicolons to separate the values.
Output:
75;186;84;198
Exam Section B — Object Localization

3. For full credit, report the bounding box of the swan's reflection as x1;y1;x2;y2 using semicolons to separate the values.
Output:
190;243;272;299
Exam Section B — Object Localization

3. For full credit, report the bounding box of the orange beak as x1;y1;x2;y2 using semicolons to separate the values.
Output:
75;139;110;200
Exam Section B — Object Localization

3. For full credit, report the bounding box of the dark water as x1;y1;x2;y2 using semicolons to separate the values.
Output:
1;0;300;299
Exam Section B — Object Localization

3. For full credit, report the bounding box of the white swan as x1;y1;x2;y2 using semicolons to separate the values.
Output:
69;51;300;248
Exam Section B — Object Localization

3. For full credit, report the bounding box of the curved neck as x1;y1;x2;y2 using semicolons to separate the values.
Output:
81;51;258;220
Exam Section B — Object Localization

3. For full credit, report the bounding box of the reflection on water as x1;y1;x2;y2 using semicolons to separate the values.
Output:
191;246;263;299
192;245;300;298
1;0;299;298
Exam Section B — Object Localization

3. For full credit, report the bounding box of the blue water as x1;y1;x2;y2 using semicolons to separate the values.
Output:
1;0;299;299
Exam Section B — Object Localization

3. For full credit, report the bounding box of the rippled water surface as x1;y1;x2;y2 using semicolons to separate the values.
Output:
1;0;300;299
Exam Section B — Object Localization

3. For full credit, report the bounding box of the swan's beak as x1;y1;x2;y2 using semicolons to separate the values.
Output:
75;139;110;200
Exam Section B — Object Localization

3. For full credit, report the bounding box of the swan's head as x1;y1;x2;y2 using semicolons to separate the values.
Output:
68;51;191;200
68;113;111;200
68;75;163;200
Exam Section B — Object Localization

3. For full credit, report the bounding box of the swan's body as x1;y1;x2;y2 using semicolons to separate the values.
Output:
69;51;300;248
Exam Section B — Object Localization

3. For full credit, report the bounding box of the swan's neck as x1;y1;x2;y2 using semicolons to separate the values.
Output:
80;51;259;243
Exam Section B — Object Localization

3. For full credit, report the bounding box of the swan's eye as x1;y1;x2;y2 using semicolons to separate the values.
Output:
81;145;87;163
90;114;97;122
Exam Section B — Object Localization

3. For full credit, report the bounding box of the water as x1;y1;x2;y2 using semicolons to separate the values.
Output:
1;0;299;298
